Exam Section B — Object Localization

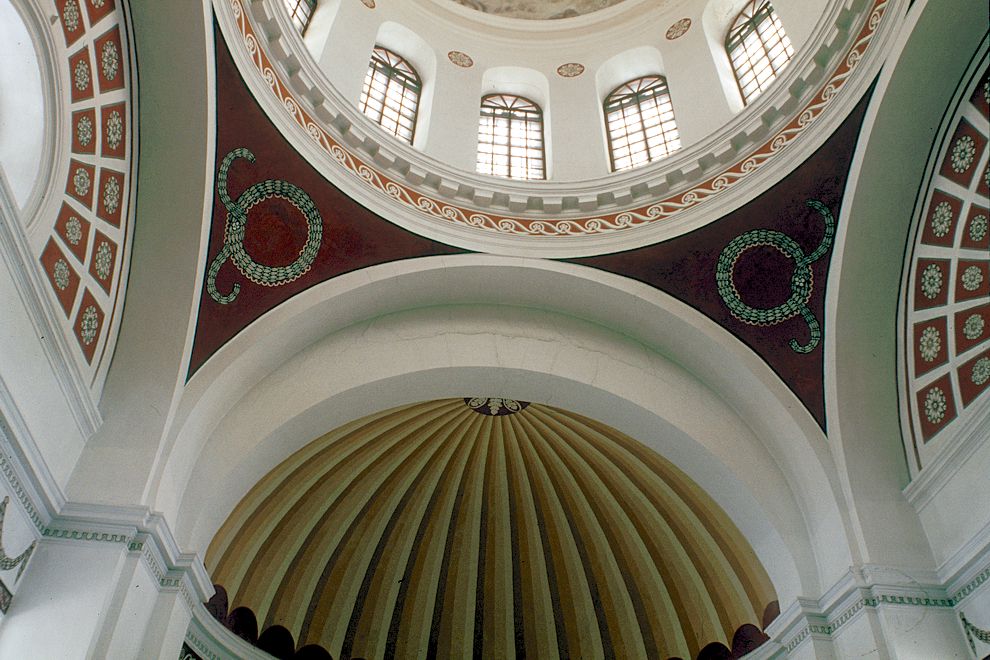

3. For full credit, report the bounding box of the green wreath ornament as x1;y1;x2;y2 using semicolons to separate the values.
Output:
715;200;835;353
207;148;324;304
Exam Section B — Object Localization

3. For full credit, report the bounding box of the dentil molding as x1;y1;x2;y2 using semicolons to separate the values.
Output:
0;411;213;611
767;561;990;656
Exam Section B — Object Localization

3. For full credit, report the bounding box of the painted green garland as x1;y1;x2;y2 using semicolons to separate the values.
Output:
0;496;35;580
207;148;323;305
715;200;835;353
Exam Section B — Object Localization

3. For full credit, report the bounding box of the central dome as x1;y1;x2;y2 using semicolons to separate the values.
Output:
447;0;628;20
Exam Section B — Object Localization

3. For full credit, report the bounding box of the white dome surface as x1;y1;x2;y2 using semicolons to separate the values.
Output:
447;0;628;20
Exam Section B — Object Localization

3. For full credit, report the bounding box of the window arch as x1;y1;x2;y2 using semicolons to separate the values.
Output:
476;94;546;181
359;46;422;145
282;0;317;34
725;0;794;105
603;76;681;172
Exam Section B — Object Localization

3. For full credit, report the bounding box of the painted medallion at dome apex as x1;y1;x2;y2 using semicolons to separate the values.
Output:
448;0;626;20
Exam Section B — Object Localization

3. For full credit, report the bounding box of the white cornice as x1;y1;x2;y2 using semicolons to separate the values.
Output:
186;603;272;660
767;561;990;655
42;502;214;607
187;559;985;660
0;413;213;609
939;517;990;603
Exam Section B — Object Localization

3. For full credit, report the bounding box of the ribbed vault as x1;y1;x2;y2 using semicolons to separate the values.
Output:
207;399;776;659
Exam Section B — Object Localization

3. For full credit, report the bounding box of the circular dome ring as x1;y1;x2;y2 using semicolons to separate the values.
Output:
216;0;900;257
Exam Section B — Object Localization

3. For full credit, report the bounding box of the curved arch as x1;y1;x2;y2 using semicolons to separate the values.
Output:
480;65;550;112
0;0;52;220
826;0;988;569
145;257;858;607
63;0;214;508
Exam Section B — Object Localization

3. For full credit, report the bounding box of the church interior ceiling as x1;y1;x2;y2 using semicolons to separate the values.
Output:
216;0;888;239
2;0;989;657
189;31;465;373
192;27;875;430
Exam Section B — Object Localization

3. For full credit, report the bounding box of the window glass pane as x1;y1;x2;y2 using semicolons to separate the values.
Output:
726;0;794;104
476;95;545;180
282;0;316;34
359;46;422;145
603;76;681;172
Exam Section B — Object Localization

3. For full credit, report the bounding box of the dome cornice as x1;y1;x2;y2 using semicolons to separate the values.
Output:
215;0;900;257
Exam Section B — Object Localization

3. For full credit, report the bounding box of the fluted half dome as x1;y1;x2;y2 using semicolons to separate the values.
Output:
207;399;776;659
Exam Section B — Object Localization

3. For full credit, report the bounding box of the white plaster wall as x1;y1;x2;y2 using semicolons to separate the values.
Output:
0;521;194;660
89;555;160;659
0;0;44;210
138;591;193;660
0;541;127;659
915;435;990;570
315;0;380;113
788;635;836;659
877;605;972;658
832;609;889;659
0;240;87;488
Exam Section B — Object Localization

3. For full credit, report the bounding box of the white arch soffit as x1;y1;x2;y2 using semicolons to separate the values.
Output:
0;0;60;228
63;0;217;508
825;0;989;568
211;0;901;258
156;257;853;600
